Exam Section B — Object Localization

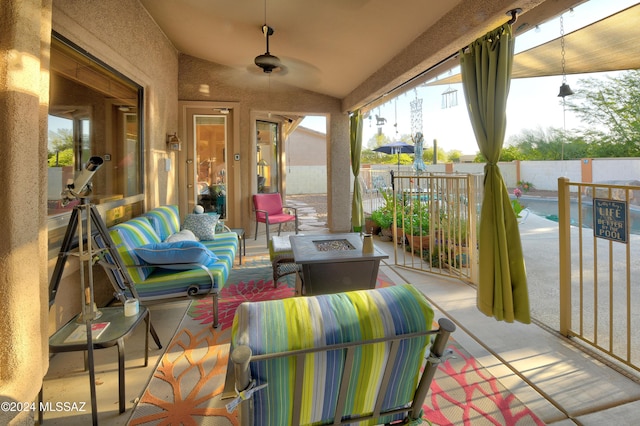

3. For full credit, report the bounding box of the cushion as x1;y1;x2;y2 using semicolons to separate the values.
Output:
110;218;162;282
165;229;199;243
231;285;434;425
134;240;218;270
271;235;292;253
143;205;181;241
183;214;217;240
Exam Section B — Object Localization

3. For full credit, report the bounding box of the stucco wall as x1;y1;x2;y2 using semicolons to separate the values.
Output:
519;160;582;190
287;166;328;194
367;162;517;187
592;158;640;183
286;127;328;194
0;0;52;423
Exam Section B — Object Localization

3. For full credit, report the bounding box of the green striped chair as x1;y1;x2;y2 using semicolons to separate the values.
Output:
229;285;455;425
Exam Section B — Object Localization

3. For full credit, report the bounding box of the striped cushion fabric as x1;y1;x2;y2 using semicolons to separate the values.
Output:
131;258;226;299
110;218;162;282
231;285;434;425
143;205;181;241
211;231;239;243
93;233;128;292
201;235;238;267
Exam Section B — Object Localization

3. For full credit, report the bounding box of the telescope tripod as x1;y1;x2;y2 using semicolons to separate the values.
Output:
45;199;161;425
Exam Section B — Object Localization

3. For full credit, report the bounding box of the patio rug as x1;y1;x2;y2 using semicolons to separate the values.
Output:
128;255;543;425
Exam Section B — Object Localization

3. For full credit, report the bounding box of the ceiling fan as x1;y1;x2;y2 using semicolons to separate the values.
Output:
255;24;282;74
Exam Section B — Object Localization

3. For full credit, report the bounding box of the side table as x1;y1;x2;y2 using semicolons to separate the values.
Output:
229;228;245;264
46;305;159;420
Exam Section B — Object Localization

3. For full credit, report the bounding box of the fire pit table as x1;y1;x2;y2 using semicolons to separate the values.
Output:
289;233;389;295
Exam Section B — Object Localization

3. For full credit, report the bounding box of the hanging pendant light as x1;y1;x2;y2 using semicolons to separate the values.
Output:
557;14;574;98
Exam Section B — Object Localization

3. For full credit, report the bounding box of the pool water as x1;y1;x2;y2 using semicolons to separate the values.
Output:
519;197;640;235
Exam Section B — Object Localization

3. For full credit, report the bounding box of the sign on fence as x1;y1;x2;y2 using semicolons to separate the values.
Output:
593;198;628;243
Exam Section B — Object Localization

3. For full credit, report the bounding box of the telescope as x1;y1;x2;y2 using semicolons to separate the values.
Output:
61;156;104;205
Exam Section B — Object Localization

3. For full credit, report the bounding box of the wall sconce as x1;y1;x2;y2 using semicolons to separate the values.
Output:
257;159;269;176
166;132;182;151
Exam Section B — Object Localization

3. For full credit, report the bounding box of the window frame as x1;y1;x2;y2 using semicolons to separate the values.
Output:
47;32;145;258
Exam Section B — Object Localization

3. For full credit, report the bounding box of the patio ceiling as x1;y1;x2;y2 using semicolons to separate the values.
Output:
429;3;640;86
139;0;585;109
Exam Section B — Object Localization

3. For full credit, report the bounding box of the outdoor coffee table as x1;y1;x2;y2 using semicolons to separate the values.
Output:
289;233;389;295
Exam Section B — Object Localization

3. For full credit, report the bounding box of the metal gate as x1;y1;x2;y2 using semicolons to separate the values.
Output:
558;177;640;372
388;172;481;283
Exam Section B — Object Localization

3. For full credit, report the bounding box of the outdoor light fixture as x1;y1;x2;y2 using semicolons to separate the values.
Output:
167;132;182;151
258;159;269;176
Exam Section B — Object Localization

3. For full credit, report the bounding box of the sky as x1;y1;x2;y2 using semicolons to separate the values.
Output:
302;0;639;155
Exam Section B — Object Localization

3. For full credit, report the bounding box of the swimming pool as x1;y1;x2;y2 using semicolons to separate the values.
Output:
519;196;640;235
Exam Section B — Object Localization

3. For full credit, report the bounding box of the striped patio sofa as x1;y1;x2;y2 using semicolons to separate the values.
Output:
96;205;238;327
229;285;455;425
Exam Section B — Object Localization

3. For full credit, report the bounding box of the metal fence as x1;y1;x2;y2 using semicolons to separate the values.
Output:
558;177;640;372
362;169;482;283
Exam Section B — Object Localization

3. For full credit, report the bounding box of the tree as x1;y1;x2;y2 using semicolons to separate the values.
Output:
422;145;448;163
565;70;640;156
49;128;73;152
48;128;74;166
448;150;463;163
366;133;392;150
363;133;416;165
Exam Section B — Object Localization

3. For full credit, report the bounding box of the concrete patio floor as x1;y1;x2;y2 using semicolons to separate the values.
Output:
41;198;640;425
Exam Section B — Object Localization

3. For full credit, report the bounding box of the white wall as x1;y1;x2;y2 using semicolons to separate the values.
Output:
519;161;582;190
356;158;640;196
592;158;640;183
453;163;517;187
286;166;328;194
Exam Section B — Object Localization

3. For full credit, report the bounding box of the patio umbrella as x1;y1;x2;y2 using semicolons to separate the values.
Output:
374;141;414;172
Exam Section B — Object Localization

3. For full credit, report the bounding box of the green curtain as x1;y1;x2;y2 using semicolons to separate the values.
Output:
350;110;364;232
460;23;530;324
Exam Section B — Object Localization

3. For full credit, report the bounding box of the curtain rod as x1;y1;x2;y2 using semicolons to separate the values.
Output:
357;51;459;115
356;8;520;115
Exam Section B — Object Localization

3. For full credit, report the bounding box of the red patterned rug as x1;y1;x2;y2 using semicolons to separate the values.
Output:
128;255;543;425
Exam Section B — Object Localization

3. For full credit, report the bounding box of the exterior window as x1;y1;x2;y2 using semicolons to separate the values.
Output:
47;34;144;255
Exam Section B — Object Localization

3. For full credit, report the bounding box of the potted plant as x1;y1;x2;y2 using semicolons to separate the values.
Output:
371;189;395;240
440;207;475;268
364;215;380;236
371;208;393;240
405;202;430;251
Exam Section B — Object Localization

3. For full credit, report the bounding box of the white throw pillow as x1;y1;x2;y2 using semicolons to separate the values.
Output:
165;229;200;243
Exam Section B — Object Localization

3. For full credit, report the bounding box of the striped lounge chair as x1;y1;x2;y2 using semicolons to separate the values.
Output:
229;285;455;425
95;205;238;328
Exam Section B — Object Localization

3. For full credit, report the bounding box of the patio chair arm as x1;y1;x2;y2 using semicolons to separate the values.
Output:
281;205;298;215
254;208;270;222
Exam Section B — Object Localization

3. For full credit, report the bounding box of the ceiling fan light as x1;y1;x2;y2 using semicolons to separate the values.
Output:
255;53;281;73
